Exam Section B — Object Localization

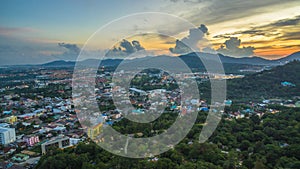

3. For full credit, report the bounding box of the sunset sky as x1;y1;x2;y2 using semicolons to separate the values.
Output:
0;0;300;65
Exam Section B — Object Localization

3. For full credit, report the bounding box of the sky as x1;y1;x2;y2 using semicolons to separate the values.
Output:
0;0;300;65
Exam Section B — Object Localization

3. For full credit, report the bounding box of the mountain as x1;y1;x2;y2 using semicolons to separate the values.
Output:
180;51;300;65
42;60;75;67
40;51;300;68
41;59;123;67
276;51;300;63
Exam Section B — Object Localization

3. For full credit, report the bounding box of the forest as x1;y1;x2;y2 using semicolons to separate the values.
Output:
36;106;300;169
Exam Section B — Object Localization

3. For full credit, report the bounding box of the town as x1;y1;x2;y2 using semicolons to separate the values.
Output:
0;65;299;168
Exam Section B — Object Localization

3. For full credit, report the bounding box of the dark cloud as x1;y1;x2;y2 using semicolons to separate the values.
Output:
214;15;300;39
281;44;300;48
214;29;273;38
213;34;231;39
106;39;145;57
277;31;300;41
120;39;135;54
58;43;80;55
132;40;145;51
169;24;208;54
239;40;270;45
217;37;255;57
268;15;300;27
56;43;81;60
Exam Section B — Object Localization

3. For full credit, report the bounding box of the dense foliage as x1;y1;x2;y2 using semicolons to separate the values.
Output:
36;107;300;169
227;61;300;102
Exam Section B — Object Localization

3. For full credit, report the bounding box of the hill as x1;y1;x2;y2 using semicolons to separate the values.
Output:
227;61;300;102
277;51;300;63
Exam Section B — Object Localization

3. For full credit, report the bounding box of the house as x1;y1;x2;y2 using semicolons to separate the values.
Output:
1;115;17;124
0;162;25;169
199;107;209;112
281;81;296;87
2;110;12;115
129;88;147;96
69;138;81;146
12;153;29;162
224;100;232;106
132;109;145;114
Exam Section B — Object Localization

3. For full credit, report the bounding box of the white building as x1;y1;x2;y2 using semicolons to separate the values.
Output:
0;127;16;145
41;136;70;154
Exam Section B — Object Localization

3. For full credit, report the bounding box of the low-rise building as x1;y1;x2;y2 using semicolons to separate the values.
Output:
1;115;17;124
24;135;40;146
87;123;102;140
12;153;30;162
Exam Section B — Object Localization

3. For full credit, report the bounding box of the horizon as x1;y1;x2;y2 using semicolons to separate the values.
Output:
2;50;299;67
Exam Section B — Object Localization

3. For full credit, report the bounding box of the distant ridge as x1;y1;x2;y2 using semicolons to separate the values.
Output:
277;51;300;63
42;60;75;67
40;51;300;67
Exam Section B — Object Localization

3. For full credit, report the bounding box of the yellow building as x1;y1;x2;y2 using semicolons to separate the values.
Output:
87;123;103;140
6;116;17;124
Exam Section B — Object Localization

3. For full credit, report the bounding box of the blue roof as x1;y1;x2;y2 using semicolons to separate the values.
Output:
200;107;209;111
132;109;144;114
171;105;177;109
281;81;296;86
106;121;113;125
3;110;12;114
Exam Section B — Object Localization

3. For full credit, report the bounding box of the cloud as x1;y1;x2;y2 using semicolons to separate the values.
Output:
169;40;191;54
216;37;255;57
268;15;300;27
0;27;40;37
55;43;81;60
58;43;80;55
132;40;145;51
213;29;275;38
278;31;300;40
105;39;145;57
169;24;208;54
176;0;299;25
214;15;300;39
170;0;208;3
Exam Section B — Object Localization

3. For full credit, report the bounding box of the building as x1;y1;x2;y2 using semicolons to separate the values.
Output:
41;136;70;154
0;162;25;169
0;115;17;124
69;138;81;146
224;100;233;106
87;123;102;140
295;101;300;108
24;135;40;146
129;88;147;96
0;127;16;145
281;81;296;87
12;153;30;162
